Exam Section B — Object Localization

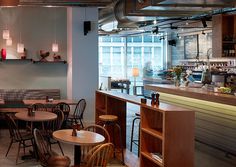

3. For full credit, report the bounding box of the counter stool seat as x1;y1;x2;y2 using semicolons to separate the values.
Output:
99;115;118;122
98;114;124;165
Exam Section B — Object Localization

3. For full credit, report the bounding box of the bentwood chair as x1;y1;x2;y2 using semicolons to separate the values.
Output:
80;124;111;162
52;102;70;128
26;103;47;131
43;109;65;155
5;114;34;164
33;129;71;167
80;143;114;167
30;103;47;111
67;99;86;128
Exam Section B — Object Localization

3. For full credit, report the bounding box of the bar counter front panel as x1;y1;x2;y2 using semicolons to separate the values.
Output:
145;84;236;156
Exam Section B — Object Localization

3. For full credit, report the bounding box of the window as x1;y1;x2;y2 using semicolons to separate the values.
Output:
99;34;166;84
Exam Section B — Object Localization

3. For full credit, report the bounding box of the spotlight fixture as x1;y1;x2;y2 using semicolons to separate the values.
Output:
202;30;205;35
170;23;178;29
176;34;180;39
152;26;159;34
201;18;207;28
159;36;165;40
153;19;157;25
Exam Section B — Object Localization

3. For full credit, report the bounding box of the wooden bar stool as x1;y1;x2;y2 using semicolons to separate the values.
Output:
130;112;140;156
98;115;124;165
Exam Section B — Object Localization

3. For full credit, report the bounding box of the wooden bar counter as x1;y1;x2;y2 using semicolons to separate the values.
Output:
145;84;236;156
96;90;195;167
145;84;236;106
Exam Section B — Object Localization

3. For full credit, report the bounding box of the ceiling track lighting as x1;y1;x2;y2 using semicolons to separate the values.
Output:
201;18;207;28
152;26;159;34
159;36;165;41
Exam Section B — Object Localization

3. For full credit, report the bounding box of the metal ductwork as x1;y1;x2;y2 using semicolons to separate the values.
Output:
19;0;112;7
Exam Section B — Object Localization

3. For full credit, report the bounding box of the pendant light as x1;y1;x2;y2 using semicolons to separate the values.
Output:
52;8;59;53
17;7;24;53
3;8;10;40
3;29;9;39
17;43;24;53
6;37;12;46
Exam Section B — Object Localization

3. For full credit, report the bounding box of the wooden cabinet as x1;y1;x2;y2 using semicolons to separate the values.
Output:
213;14;236;58
140;104;195;167
95;90;195;167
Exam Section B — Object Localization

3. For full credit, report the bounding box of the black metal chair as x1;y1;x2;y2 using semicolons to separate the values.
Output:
67;99;86;128
33;129;71;167
130;112;140;156
5;114;34;164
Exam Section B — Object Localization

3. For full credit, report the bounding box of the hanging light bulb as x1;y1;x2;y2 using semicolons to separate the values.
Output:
3;29;10;39
52;8;59;53
6;37;12;46
52;43;59;53
17;43;24;53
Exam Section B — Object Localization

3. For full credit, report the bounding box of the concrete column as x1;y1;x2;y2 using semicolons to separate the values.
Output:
67;7;98;124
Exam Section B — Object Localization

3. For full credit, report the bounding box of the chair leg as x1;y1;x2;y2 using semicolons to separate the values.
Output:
115;123;124;165
5;139;13;157
23;141;26;155
138;121;140;156
79;119;84;128
130;117;136;152
16;142;21;164
57;141;64;155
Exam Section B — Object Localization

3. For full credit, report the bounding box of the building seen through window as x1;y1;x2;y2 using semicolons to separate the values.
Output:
99;34;166;86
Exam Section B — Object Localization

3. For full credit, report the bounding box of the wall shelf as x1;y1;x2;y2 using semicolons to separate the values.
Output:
0;59;67;64
32;60;67;64
0;58;33;62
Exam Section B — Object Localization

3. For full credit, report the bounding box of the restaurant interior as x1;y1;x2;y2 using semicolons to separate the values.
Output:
0;0;236;167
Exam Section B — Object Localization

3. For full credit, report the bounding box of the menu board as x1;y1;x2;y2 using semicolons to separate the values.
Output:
184;35;198;59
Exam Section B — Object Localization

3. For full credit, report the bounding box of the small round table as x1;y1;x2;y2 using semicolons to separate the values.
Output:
53;129;105;166
15;111;57;131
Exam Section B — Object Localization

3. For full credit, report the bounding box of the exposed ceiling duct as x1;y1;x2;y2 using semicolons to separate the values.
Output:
19;0;112;7
2;0;235;35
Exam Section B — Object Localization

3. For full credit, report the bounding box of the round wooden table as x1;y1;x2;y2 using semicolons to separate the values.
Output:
53;129;105;166
15;111;57;131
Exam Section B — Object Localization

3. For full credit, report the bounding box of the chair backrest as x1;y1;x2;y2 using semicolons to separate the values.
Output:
84;124;110;143
53;102;70;119
33;129;51;167
74;99;86;119
5;114;22;142
80;124;111;161
46;109;64;132
85;143;114;167
30;103;47;111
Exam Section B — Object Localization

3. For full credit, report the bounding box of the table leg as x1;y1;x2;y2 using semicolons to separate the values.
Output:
74;145;81;166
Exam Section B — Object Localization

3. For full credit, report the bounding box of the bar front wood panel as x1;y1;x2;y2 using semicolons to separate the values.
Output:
144;84;236;156
96;90;195;167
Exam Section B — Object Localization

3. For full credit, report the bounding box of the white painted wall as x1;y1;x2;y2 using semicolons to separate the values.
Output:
0;7;67;98
67;7;98;124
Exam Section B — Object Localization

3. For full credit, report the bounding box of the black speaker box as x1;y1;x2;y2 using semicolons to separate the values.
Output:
84;21;91;35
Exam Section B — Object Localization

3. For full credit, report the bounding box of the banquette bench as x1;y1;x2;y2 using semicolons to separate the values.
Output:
0;89;60;112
